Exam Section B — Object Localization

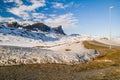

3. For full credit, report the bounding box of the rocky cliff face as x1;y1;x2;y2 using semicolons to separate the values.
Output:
6;22;22;28
52;25;66;35
23;22;51;32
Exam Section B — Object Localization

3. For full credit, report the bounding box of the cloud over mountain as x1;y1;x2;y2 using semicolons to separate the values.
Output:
1;0;78;31
6;0;46;20
44;13;78;29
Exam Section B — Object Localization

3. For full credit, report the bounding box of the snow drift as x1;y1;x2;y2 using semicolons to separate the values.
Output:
0;45;100;66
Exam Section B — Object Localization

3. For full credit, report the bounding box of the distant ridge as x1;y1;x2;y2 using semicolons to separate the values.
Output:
3;21;66;35
0;21;66;41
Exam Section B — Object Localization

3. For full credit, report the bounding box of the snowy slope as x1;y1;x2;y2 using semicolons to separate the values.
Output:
0;45;100;66
0;32;94;47
0;25;61;41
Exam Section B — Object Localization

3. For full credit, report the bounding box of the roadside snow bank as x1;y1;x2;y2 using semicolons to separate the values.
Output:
95;37;120;46
0;46;100;66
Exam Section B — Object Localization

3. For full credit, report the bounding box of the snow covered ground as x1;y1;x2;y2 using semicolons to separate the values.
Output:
0;22;120;65
0;45;100;66
0;32;94;47
0;29;120;65
0;33;101;65
95;37;120;46
0;33;42;47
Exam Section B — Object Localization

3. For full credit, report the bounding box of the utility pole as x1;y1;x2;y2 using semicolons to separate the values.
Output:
109;6;114;49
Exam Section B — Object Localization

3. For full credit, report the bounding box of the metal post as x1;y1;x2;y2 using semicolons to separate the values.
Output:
109;6;114;49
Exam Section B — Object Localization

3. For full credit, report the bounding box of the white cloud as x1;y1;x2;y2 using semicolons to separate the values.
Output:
52;2;66;9
49;14;56;18
4;0;23;5
32;13;46;18
44;13;78;29
4;0;14;3
6;0;46;20
52;2;73;9
44;8;48;10
0;16;19;22
31;13;46;21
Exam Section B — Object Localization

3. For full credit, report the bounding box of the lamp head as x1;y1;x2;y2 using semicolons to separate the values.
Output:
109;6;114;9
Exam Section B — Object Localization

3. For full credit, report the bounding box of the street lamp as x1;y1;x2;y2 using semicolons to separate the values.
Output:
109;6;114;49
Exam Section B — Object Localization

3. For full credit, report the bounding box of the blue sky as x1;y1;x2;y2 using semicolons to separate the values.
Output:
0;0;120;36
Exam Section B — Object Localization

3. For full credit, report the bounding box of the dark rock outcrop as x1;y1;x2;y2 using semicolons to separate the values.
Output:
7;22;22;28
53;25;66;35
23;23;51;32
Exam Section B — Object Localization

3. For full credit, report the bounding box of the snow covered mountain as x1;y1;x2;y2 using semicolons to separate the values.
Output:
0;21;65;41
0;21;120;47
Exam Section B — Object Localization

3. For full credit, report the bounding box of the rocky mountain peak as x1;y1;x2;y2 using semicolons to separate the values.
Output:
23;22;51;32
52;25;66;35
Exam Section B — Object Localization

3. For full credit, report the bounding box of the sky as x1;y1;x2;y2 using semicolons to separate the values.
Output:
0;0;120;36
